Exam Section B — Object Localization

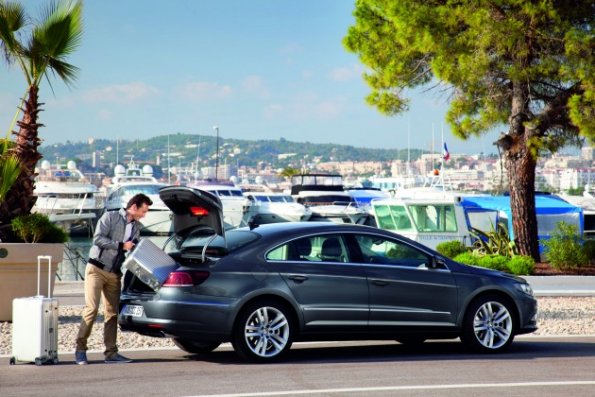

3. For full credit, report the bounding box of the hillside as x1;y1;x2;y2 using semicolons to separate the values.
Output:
40;133;427;174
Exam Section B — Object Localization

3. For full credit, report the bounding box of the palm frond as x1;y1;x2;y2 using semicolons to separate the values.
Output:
0;138;21;201
30;0;83;86
0;1;27;63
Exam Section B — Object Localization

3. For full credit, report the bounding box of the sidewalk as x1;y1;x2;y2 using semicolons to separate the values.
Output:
54;276;595;305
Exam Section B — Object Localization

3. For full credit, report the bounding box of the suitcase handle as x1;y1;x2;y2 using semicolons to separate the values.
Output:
37;255;53;298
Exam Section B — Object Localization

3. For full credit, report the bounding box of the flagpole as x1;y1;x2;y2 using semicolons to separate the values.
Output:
432;123;435;172
441;124;445;191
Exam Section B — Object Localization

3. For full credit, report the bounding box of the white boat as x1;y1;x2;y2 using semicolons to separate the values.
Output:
103;181;172;235
33;160;104;235
110;158;159;187
557;191;595;238
290;174;367;224
369;193;477;250
243;192;312;225
186;180;247;229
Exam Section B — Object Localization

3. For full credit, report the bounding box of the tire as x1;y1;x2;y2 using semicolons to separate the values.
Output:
232;300;293;363
173;339;221;354
461;294;515;353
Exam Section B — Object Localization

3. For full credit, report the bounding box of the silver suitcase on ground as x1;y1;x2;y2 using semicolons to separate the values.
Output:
123;238;179;292
10;256;59;365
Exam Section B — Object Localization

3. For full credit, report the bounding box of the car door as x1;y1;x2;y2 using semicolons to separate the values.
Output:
267;234;369;331
351;233;459;328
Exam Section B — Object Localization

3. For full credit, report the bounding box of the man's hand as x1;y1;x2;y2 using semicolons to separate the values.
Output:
123;241;135;251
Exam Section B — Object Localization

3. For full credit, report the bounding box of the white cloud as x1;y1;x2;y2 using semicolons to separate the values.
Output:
97;109;113;120
82;82;159;104
242;75;270;99
263;94;345;121
176;81;232;101
329;64;362;82
314;100;343;119
264;104;283;119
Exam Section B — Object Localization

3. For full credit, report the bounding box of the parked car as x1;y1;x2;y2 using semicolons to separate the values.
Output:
118;186;538;362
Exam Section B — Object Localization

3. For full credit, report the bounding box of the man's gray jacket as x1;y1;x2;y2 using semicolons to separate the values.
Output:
88;208;142;273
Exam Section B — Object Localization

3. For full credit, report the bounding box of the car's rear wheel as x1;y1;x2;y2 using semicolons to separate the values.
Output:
232;300;293;362
461;294;515;352
173;338;221;354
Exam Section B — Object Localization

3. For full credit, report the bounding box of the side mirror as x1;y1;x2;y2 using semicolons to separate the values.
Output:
430;257;446;270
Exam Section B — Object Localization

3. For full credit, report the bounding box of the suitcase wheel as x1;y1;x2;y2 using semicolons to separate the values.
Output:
9;357;15;365
35;358;42;366
53;358;59;365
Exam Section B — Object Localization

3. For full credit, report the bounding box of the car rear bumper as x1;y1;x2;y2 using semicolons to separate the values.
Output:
118;295;234;341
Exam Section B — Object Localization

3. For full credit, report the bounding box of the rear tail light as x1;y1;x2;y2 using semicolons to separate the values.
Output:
190;206;209;216
162;271;210;287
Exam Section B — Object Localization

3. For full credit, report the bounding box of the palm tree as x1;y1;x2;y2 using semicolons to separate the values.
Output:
0;0;82;234
0;138;20;202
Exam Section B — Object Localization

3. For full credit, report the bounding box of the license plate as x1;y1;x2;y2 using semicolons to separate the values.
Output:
122;304;144;317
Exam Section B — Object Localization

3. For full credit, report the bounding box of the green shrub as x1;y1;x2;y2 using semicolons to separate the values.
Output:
470;223;518;258
477;255;509;271
583;239;595;264
10;213;68;243
507;255;535;275
436;240;467;258
543;222;587;270
453;252;479;266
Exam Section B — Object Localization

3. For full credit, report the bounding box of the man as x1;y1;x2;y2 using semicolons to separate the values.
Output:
75;193;152;364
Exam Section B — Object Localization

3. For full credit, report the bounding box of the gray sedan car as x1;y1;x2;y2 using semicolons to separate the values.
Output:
118;186;537;362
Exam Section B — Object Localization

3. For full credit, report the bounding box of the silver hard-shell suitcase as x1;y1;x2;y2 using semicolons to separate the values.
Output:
10;255;59;365
123;238;179;292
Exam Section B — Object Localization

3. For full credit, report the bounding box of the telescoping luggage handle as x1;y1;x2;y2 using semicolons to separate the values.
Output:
36;255;53;299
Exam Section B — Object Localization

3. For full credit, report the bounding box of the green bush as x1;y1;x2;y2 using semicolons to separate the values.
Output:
477;255;509;271
470;223;518;258
436;240;467;258
507;255;535;275
453;252;479;266
583;239;595;264
10;213;68;243
542;222;587;270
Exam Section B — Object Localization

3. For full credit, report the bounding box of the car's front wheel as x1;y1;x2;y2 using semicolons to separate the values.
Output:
173;338;221;355
461;294;515;352
232;300;293;362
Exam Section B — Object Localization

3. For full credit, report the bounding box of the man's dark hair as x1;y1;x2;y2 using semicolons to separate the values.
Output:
126;193;153;209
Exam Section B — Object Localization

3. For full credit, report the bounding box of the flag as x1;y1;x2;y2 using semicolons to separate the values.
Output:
442;142;450;161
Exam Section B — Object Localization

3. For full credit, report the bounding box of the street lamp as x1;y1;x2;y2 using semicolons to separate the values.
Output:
213;125;219;180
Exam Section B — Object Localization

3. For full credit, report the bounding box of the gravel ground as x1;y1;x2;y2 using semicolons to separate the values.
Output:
1;296;594;356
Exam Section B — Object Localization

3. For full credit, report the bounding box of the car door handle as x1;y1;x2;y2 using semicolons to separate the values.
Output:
371;279;389;287
287;275;309;283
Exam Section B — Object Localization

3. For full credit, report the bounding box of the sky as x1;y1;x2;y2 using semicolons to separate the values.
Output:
1;0;502;155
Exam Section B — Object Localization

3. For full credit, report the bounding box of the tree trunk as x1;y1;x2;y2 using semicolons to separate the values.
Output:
502;82;541;262
0;85;42;238
505;145;540;261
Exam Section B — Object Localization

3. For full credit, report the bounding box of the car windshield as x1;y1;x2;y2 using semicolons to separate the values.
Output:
164;229;260;257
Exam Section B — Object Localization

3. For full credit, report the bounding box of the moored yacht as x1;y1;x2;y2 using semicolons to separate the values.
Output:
290;173;367;224
243;192;312;225
33;160;104;235
110;158;159;188
103;181;172;235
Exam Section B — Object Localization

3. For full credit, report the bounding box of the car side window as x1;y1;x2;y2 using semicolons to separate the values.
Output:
354;234;430;269
266;235;350;263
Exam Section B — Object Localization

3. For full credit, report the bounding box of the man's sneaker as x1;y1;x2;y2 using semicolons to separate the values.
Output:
75;351;88;365
104;353;133;364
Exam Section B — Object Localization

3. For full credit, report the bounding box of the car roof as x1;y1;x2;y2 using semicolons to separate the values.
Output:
237;221;381;240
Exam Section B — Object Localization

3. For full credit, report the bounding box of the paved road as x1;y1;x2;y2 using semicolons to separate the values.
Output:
2;337;594;397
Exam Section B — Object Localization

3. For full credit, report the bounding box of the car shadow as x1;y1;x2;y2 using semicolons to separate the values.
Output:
184;338;595;365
